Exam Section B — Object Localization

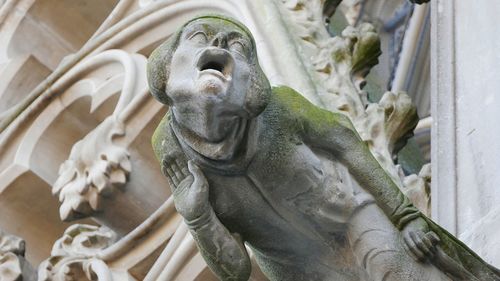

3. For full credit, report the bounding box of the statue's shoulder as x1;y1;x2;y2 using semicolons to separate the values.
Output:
151;113;170;162
270;86;315;115
270;86;355;132
151;111;183;164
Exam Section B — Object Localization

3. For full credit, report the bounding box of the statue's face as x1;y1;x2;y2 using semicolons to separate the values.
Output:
166;18;254;141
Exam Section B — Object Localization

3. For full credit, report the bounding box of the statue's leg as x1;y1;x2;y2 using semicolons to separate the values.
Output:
253;252;358;281
347;203;451;281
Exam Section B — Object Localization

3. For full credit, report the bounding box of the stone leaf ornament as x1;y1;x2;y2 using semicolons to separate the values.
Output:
0;230;25;281
52;116;131;221
38;224;116;281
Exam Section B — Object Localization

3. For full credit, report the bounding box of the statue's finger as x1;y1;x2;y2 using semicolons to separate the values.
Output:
171;163;184;181
165;167;174;178
421;233;435;249
176;158;189;177
165;176;174;190
165;167;179;187
405;232;426;261
188;160;207;189
410;231;431;256
421;235;436;257
426;232;440;244
403;238;419;261
165;167;177;188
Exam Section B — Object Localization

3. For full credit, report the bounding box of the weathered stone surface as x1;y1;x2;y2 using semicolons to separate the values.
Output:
148;14;499;281
0;1;496;280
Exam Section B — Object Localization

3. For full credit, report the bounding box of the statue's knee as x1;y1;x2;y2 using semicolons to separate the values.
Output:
360;247;402;281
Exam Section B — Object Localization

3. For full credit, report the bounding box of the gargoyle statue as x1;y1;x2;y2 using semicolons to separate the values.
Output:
147;15;500;281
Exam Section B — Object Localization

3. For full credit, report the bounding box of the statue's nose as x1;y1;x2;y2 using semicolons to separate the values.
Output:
211;33;228;49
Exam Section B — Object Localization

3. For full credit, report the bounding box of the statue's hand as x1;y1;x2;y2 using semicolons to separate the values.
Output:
402;217;440;262
165;160;210;222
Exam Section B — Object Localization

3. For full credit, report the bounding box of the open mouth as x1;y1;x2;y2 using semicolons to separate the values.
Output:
196;48;233;80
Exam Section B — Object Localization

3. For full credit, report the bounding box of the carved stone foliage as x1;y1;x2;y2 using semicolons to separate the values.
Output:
403;163;431;213
360;90;418;172
0;230;25;281
278;0;428;213
53;116;131;221
38;224;116;281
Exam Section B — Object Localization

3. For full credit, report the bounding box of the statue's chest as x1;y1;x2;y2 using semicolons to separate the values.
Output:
204;172;299;241
201;133;365;238
247;141;360;230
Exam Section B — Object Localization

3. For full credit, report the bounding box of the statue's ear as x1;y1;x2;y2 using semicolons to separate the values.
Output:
147;32;181;105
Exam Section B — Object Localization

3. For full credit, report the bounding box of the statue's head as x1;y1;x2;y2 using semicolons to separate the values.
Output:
148;15;271;141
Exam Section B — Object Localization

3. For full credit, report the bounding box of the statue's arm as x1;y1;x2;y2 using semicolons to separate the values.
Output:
152;118;251;280
187;207;252;281
309;122;419;229
273;86;419;229
164;159;252;281
274;87;500;280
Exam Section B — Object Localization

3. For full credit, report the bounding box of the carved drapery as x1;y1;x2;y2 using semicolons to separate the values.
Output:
0;0;431;280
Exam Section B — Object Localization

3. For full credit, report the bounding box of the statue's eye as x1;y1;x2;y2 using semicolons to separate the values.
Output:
229;41;247;57
189;32;208;44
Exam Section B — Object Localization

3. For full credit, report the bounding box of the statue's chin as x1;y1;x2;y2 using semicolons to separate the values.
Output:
197;82;224;95
196;70;230;96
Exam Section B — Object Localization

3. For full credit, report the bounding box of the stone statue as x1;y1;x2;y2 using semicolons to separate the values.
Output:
147;15;500;281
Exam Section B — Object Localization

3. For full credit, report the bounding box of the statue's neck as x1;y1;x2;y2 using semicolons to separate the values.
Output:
170;110;249;161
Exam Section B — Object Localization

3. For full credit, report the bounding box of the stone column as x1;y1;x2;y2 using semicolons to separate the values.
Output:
431;0;500;267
